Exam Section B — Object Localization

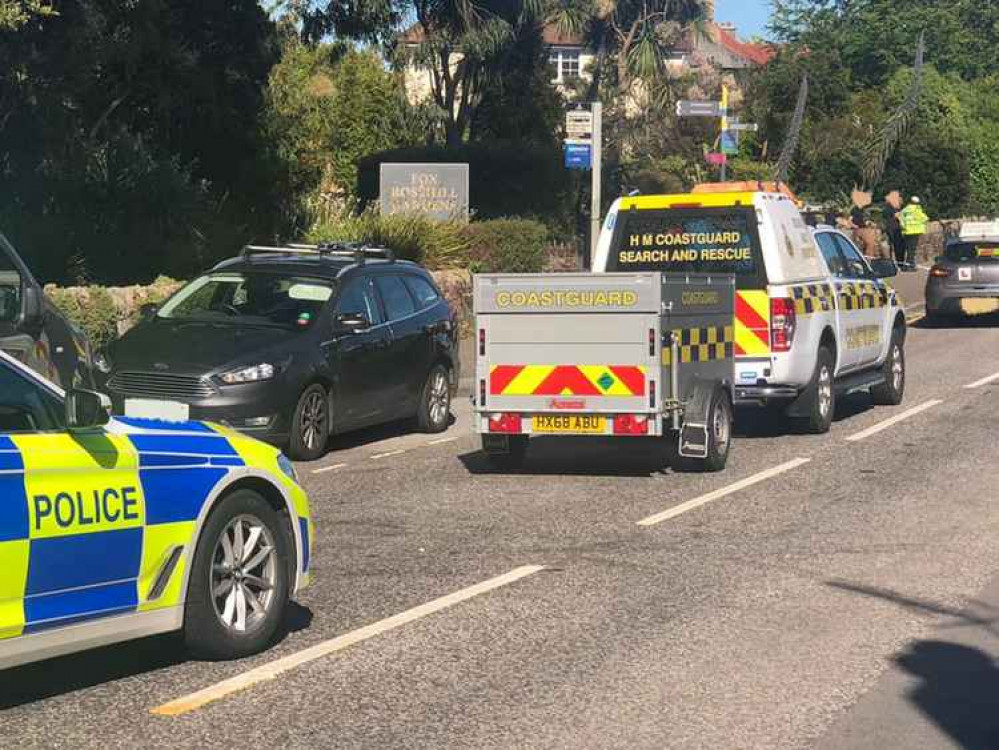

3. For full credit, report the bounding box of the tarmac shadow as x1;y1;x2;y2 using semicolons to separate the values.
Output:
914;312;999;330
895;640;999;750
0;602;314;709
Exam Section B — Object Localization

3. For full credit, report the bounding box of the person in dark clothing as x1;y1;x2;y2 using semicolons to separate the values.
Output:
883;191;905;265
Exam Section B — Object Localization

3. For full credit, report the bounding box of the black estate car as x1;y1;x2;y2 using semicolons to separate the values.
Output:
103;245;460;460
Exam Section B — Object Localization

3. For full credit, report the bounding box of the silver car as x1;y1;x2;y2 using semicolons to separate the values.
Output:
926;222;999;321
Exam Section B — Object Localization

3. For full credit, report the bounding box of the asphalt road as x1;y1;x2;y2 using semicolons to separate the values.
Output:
5;272;999;750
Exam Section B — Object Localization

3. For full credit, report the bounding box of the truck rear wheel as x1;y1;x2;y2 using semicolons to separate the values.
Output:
801;347;836;434
482;435;528;471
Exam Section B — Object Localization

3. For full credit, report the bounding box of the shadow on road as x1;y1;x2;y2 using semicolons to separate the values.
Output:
459;436;672;478
914;312;999;330
0;602;314;709
321;412;458;455
827;580;999;749
733;393;875;440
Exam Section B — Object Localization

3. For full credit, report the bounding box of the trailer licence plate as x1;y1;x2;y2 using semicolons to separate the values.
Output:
532;415;606;434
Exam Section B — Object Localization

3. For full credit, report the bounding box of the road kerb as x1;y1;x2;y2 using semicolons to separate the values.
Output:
150;565;545;717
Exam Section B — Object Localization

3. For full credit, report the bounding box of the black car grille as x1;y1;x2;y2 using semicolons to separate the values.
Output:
107;371;216;401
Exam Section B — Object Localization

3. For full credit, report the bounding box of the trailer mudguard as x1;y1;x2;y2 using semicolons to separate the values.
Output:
678;378;722;459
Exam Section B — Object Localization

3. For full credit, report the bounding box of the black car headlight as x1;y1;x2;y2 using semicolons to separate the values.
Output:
219;363;276;385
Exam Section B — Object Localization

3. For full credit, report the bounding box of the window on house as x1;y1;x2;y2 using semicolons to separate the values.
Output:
549;48;582;83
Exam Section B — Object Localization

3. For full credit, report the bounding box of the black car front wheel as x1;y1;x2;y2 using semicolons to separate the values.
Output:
288;383;330;461
416;364;452;433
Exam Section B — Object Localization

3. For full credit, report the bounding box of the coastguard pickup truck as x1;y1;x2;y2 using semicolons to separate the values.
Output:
593;189;907;433
473;272;736;471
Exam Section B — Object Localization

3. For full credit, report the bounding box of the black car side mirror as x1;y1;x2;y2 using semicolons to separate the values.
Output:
66;389;111;430
869;258;899;279
335;313;370;334
140;302;160;319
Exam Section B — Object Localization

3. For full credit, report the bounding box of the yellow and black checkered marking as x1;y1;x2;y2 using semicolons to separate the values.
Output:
663;326;735;365
838;281;891;311
791;284;836;315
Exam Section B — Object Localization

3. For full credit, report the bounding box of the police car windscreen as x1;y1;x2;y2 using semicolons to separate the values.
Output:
610;209;759;276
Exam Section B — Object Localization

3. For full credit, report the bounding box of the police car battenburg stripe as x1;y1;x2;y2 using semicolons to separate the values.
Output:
0;474;28;542
115;417;214;433
139;453;212;468
0;436;16;451
0;450;23;472
141;468;228;526
129;434;238;456
25;528;143;594
24;581;138;633
299;517;310;573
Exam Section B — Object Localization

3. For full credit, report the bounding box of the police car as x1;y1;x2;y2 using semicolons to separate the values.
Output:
594;188;907;433
0;350;313;670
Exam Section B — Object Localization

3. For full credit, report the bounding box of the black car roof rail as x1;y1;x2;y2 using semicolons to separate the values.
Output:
241;242;395;265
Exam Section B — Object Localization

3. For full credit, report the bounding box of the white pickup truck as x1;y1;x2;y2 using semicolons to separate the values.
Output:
592;189;908;433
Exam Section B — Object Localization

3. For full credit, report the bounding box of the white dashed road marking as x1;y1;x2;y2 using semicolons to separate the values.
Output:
845;399;944;442
429;436;459;445
637;458;812;527
371;449;406;460
311;463;347;475
965;372;999;389
151;565;545;716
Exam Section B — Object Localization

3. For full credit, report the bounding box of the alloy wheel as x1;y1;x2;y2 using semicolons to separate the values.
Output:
210;514;277;633
300;391;327;452
428;370;450;427
818;366;833;418
891;344;904;392
712;396;731;455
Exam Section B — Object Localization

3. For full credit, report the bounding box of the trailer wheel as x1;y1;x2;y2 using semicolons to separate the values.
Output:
675;389;733;473
698;389;733;472
482;435;528;471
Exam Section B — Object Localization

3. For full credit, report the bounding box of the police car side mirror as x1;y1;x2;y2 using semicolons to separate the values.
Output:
869;258;898;279
66;389;111;430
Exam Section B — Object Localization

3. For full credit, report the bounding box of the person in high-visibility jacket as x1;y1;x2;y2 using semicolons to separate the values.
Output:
898;196;929;271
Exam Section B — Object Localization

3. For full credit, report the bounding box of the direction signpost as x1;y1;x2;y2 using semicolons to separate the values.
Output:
677;86;757;182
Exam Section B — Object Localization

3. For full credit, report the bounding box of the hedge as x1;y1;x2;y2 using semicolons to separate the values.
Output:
355;143;573;226
463;219;548;273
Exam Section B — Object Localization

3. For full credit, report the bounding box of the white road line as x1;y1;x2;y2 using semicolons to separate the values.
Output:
311;463;347;475
965;372;999;389
371;449;406;460
845;399;943;442
905;301;926;312
151;565;544;717
637;457;812;527
429;436;459;445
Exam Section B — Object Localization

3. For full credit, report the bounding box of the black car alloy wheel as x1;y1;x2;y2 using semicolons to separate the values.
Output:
289;383;330;461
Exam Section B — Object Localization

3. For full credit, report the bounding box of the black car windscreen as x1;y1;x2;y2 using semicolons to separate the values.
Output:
608;207;763;282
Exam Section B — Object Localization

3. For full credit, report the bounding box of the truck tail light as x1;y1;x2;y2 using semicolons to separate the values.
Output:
613;414;649;435
478;328;486;356
770;297;797;353
930;265;952;278
488;413;522;434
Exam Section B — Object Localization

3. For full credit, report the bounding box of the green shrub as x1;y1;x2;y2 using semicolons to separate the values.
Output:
306;207;469;269
355;143;573;227
463;219;548;274
47;286;119;349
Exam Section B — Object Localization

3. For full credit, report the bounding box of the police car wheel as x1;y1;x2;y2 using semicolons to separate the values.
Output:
288;384;330;462
803;347;835;434
184;489;291;661
417;364;451;433
871;330;905;406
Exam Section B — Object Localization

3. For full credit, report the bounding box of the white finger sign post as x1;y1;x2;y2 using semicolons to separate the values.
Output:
563;104;603;267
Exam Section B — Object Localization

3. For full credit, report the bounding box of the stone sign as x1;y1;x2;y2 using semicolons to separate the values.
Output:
379;163;469;221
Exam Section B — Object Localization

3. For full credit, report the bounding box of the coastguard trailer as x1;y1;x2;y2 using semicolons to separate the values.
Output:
473;272;736;471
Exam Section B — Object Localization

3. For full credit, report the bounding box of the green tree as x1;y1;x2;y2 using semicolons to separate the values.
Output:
0;0;52;30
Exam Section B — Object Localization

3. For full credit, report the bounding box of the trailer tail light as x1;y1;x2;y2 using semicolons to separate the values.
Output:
488;413;522;434
478;328;486;356
613;414;649;435
649;380;657;409
649;328;656;357
929;265;952;278
479;379;486;407
770;297;797;353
